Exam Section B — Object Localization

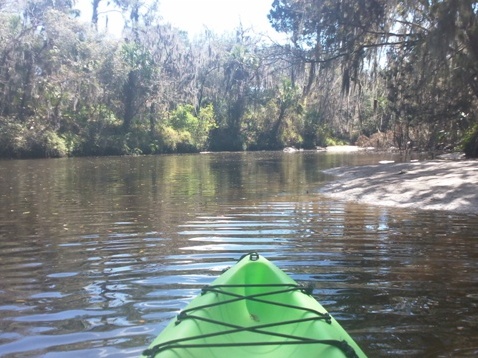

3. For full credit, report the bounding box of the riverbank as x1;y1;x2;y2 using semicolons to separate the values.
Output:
320;159;478;214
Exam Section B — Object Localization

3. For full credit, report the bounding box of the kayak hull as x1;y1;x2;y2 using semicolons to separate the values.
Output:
142;252;367;357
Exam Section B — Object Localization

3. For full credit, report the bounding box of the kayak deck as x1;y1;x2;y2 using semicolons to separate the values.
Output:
142;252;367;357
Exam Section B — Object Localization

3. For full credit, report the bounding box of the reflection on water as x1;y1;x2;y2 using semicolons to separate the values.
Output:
0;152;477;357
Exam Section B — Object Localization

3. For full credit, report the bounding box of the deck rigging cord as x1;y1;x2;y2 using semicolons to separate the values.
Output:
143;252;359;358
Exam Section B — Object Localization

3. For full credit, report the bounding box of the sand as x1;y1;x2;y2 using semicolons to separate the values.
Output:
320;159;478;214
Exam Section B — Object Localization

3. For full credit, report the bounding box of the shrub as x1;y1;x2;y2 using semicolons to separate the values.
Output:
461;123;478;158
42;131;68;157
0;118;27;157
168;104;217;151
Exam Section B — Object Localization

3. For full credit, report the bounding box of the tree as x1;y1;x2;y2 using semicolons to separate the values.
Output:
209;27;266;151
90;0;158;31
269;0;478;153
268;0;405;92
2;0;477;158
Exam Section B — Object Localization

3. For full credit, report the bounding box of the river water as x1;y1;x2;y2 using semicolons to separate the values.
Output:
0;151;477;357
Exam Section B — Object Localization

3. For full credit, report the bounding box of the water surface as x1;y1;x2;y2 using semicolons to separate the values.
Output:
0;152;477;357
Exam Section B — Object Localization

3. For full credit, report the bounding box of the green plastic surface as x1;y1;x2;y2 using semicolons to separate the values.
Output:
142;253;367;357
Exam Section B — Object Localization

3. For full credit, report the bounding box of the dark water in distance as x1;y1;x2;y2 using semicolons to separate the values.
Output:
0;151;477;357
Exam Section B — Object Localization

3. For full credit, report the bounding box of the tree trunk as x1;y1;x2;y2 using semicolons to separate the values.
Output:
123;70;137;132
91;0;101;29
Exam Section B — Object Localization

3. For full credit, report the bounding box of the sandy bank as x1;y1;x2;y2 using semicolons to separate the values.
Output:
320;160;478;214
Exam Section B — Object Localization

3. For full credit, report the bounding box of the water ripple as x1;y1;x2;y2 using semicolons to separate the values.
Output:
1;153;478;357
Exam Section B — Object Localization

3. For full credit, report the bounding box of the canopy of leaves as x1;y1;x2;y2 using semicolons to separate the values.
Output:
0;0;476;157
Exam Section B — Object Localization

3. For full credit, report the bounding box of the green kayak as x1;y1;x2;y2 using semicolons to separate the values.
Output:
142;252;367;358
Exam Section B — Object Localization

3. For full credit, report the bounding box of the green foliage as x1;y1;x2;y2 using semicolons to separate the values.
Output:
324;136;348;147
61;133;82;155
0;118;27;157
1;0;478;158
316;124;345;147
169;104;198;130
156;125;192;152
40;131;69;158
0;119;69;158
121;42;155;76
167;104;217;151
196;104;218;149
461;123;478;158
245;79;305;150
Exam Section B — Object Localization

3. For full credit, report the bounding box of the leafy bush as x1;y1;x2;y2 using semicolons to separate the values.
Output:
316;124;343;147
168;104;217;151
461;123;478;158
42;131;68;157
0;118;27;157
157;125;188;153
0;118;69;157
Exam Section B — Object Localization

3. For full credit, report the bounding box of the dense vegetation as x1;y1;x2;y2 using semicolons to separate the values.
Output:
0;0;477;158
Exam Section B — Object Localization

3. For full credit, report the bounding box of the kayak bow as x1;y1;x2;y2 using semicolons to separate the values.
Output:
142;252;367;357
